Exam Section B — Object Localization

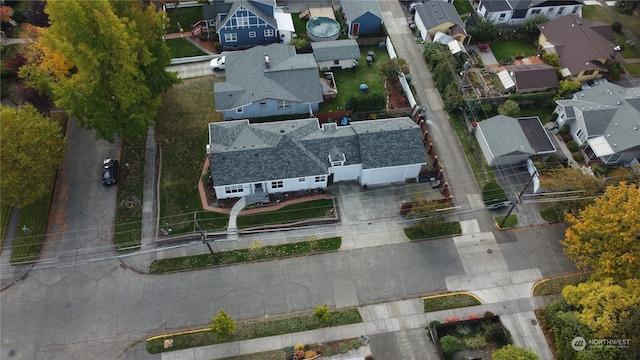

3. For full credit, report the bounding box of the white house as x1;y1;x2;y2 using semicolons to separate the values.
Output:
476;0;583;25
207;117;427;199
554;82;640;165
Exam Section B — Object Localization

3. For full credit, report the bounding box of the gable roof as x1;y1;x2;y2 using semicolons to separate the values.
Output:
556;82;640;152
311;39;361;62
340;0;382;21
480;0;512;12
478;115;536;157
505;63;559;91
415;1;464;30
208;117;426;186
214;44;323;110
481;0;582;12
538;14;618;75
218;0;276;28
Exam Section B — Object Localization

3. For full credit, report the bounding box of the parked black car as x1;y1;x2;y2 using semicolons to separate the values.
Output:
102;158;119;185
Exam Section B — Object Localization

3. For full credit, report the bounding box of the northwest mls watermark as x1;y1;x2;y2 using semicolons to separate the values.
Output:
571;336;631;351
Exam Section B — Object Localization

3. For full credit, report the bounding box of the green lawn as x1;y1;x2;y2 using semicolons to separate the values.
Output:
166;38;207;58
453;0;473;15
532;273;590;296
489;40;537;64
237;199;334;229
424;294;481;312
614;32;640;58
450;114;495;188
404;221;461;240
319;46;390;112
149;237;341;273
582;5;616;24
495;214;517;229
623;62;640;76
518;107;555;124
165;6;204;33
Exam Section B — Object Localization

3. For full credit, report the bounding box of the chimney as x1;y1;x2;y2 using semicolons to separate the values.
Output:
264;53;270;68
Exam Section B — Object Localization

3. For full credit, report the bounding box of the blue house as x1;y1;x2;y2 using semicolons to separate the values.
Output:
214;43;324;120
202;0;279;49
340;0;384;37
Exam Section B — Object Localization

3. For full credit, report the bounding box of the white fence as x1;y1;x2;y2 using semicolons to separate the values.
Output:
385;36;418;108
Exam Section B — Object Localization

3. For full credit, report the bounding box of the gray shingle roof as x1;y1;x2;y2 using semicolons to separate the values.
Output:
311;39;361;62
340;0;382;21
480;0;512;12
415;1;464;30
478;115;535;157
208;117;426;186
556;82;640;152
214;44;323;110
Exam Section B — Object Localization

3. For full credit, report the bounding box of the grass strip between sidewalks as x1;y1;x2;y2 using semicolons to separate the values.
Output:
424;293;482;313
404;221;461;240
495;215;517;229
149;237;341;273
532;273;591;296
146;308;363;354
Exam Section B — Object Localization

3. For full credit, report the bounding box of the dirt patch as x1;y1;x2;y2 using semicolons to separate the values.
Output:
386;77;411;110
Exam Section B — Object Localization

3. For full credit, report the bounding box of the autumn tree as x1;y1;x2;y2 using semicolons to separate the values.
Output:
497;99;520;117
25;0;178;142
492;345;539;360
539;167;606;217
563;278;640;338
210;309;236;339
0;105;66;208
562;182;640;281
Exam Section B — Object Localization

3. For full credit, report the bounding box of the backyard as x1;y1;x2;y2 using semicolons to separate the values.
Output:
488;40;537;64
165;5;204;33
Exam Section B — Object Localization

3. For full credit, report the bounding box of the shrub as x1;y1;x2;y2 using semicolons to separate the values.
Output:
462;334;487;349
558;125;570;135
365;356;375;360
592;164;608;176
566;140;579;152
561;133;573;143
198;30;208;40
429;320;441;328
611;21;622;33
338;342;349;354
545;153;559;163
482;181;508;207
497;99;520;117
483;322;511;346
456;324;471;335
440;335;461;356
572;151;584;162
314;304;331;325
467;314;480;320
483;311;495;318
322;347;335;356
444;316;460;323
345;93;386;112
210;309;236;339
213;41;223;53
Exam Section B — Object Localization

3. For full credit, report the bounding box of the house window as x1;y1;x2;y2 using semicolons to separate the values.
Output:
249;31;256;38
298;178;306;182
237;16;249;27
572;6;579;14
547;8;555;14
531;9;541;14
236;107;243;114
583;70;595;76
259;102;267;108
225;185;243;194
315;175;326;183
271;181;283;188
575;128;586;144
499;13;506;20
602;152;622;164
224;33;237;42
557;7;564;15
333;60;340;65
264;29;274;37
277;100;290;110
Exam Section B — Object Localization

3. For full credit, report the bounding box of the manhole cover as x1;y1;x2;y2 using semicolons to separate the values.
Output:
8;349;16;357
531;319;538;325
487;249;493;254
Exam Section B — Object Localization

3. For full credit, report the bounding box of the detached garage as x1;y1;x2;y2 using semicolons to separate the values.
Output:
475;115;556;167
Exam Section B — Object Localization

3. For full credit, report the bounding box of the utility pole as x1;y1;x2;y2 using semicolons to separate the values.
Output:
195;217;216;260
499;170;538;228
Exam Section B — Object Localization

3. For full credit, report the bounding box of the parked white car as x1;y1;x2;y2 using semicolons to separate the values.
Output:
210;56;225;72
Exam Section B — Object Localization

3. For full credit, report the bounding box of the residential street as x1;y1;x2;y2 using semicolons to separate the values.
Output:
0;1;580;359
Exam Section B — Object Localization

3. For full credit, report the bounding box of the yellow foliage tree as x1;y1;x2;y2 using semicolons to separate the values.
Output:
562;182;640;281
562;278;640;338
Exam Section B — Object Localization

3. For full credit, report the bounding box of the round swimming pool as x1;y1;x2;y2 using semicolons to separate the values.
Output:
306;16;341;42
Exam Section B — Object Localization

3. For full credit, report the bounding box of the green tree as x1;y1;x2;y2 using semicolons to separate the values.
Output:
440;335;460;357
468;18;497;43
562;182;640;282
38;0;178;142
492;344;539;360
521;14;549;39
290;36;311;53
379;58;410;80
539;167;606;217
211;309;236;339
0;105;66;208
314;304;331;325
563;278;640;338
558;79;581;96
615;1;640;15
541;53;560;68
497;99;520;117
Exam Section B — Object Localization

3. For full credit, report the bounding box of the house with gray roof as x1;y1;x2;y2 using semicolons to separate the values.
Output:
538;14;619;82
214;43;323;120
554;82;640;165
477;0;583;25
414;1;467;43
475;115;556;167
207;117;427;199
311;39;361;70
340;0;383;37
